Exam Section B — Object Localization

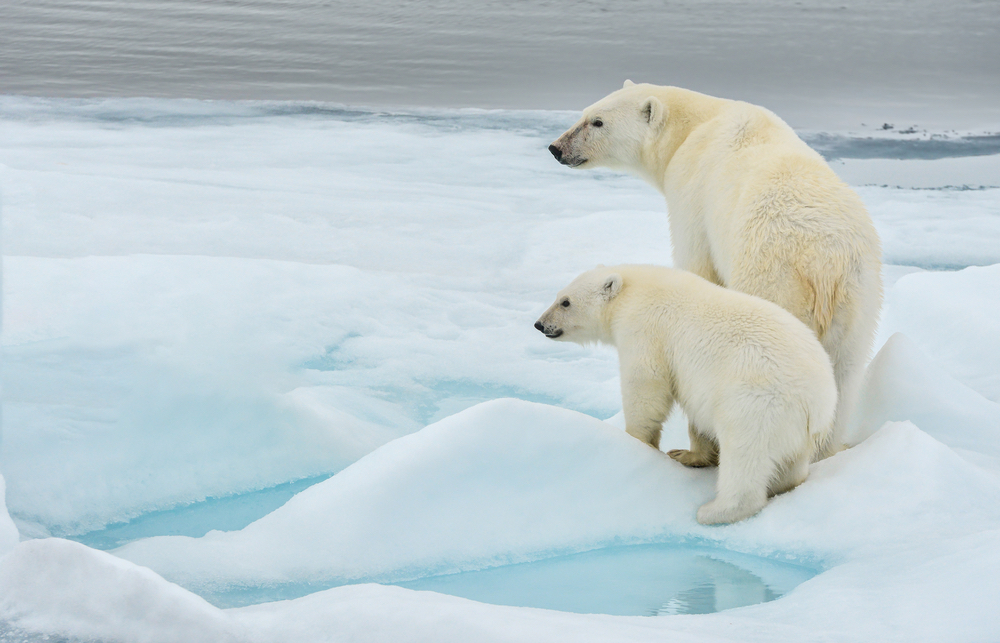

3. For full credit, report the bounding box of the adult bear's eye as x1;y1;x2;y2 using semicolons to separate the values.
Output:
593;119;603;128
561;299;571;307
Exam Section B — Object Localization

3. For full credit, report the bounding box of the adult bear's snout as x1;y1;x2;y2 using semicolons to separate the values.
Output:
548;144;563;162
534;321;545;332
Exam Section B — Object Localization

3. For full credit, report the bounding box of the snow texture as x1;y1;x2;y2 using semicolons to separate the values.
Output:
3;416;1000;642
0;477;17;558
1;97;999;642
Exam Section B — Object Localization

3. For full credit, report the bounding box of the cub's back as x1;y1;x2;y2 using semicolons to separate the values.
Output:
618;265;834;385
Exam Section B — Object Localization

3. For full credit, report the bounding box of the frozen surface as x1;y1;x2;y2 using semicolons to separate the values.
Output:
0;477;18;559
113;400;724;593
0;98;656;535
877;266;1000;402
858;187;1000;269
3;98;998;538
71;474;331;551
1;97;1000;641
392;543;816;617
0;539;242;643
3;417;1000;642
112;399;1000;586
855;334;1000;456
830;155;1000;190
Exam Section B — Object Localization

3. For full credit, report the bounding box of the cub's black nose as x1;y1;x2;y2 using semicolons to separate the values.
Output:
548;144;562;161
534;321;545;332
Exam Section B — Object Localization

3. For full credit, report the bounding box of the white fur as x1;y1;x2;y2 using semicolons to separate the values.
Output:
536;265;837;525
550;83;882;458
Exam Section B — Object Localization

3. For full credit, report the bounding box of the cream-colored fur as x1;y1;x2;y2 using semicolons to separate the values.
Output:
536;265;837;525
549;82;882;459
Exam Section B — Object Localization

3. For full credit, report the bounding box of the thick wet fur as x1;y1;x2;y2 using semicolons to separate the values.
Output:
536;265;837;524
550;82;882;459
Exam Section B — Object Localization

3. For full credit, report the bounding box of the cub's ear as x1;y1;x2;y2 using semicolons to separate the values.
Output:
642;96;665;127
602;274;623;300
623;79;635;88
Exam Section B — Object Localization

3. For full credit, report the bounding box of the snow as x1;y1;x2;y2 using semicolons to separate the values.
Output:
878;266;1000;402
113;400;719;593
0;539;243;643
856;334;1000;457
110;401;1000;593
4;419;1000;642
1;97;1000;642
0;477;17;558
861;188;1000;269
830;155;1000;190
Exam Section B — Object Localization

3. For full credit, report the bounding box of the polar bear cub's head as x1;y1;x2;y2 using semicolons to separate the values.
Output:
534;266;623;344
548;80;666;172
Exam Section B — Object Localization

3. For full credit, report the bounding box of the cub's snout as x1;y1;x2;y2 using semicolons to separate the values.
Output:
534;319;563;338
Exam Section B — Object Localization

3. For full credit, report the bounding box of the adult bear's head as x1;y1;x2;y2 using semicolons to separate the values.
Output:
534;266;623;345
548;80;667;172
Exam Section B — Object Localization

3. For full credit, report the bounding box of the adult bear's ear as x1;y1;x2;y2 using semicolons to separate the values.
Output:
642;96;665;127
623;79;635;88
602;274;623;300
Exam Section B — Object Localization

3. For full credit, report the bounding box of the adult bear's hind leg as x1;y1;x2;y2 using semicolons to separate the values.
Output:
817;262;882;460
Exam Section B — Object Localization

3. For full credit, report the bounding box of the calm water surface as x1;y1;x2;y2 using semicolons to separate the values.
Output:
2;0;999;126
203;542;820;614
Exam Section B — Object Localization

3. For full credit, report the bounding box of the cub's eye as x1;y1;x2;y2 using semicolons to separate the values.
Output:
561;299;571;307
592;119;603;128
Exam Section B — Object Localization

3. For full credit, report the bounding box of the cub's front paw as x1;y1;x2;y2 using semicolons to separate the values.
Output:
667;449;717;468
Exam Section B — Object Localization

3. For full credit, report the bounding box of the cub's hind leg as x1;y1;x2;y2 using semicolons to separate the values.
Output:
768;453;810;497
696;441;773;525
696;409;785;525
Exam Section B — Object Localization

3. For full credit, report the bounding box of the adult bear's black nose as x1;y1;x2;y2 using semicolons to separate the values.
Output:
534;321;545;332
548;144;562;161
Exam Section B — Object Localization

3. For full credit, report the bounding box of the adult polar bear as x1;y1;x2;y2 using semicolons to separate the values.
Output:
548;82;882;461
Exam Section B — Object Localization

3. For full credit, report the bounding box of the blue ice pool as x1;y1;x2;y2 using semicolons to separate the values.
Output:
395;543;819;616
205;543;820;615
68;485;819;616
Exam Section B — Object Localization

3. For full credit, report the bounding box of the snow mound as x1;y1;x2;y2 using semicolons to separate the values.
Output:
856;333;1000;456
734;421;1000;559
117;399;1000;598
877;264;1000;402
0;538;242;643
0;476;19;557
5;416;1000;643
1;255;423;535
116;399;716;590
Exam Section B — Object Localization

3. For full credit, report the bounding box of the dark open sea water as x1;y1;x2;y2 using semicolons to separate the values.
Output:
1;0;999;127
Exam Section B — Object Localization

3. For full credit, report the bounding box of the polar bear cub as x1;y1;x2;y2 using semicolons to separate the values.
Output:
535;265;837;524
